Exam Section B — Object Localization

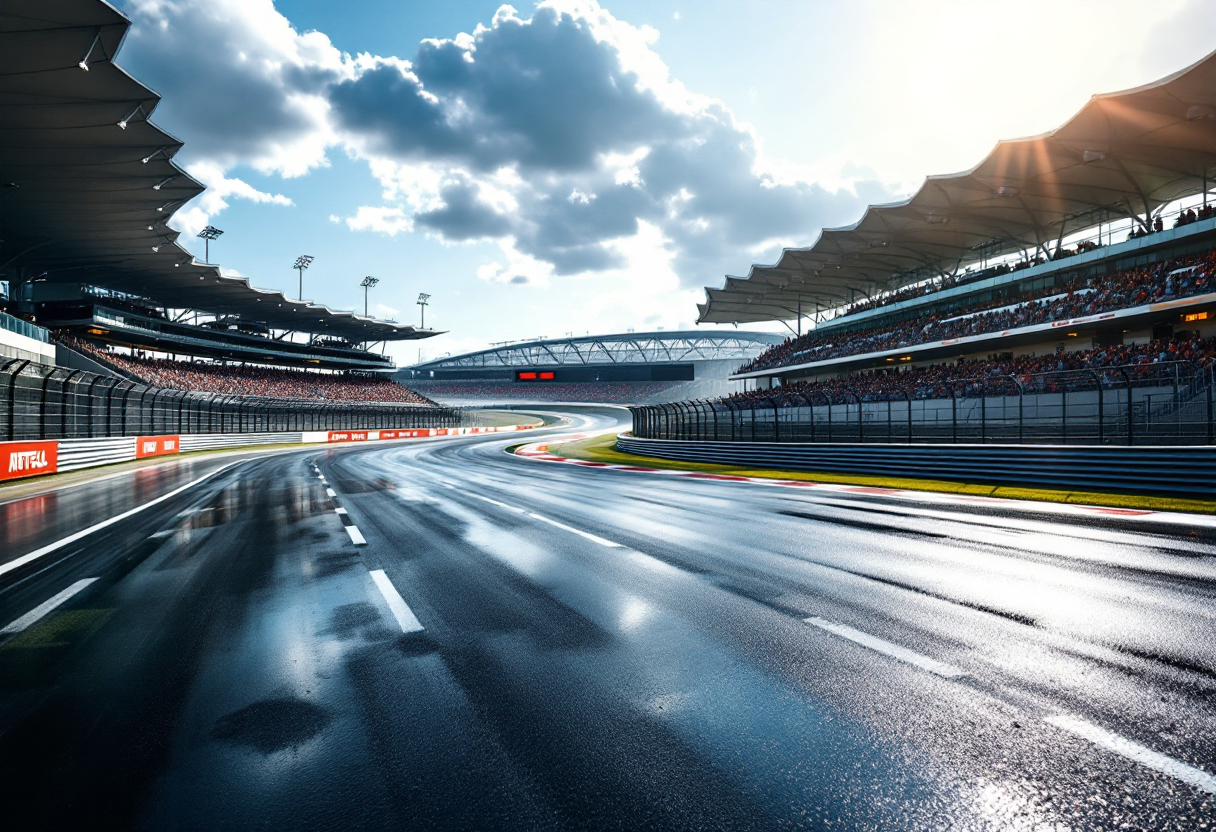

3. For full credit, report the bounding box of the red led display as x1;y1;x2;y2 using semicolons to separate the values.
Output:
517;372;537;380
539;371;555;380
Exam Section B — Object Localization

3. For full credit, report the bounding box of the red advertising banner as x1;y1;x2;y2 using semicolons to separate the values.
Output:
0;440;59;482
135;435;181;459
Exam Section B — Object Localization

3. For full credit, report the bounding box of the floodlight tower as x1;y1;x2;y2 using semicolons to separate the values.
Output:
360;275;379;316
417;292;431;329
197;225;223;263
294;255;314;300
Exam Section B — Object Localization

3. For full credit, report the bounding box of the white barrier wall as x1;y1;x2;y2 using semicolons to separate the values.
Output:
0;423;538;485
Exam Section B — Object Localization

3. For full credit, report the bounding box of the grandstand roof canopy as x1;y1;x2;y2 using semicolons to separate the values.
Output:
698;48;1216;324
412;331;786;370
0;0;434;342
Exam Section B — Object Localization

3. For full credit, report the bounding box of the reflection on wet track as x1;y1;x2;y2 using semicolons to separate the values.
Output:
1;407;1214;829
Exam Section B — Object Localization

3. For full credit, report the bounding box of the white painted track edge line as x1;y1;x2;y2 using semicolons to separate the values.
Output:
1;578;99;634
805;617;966;679
1045;713;1216;795
0;460;247;579
525;512;622;548
346;526;367;545
369;569;423;633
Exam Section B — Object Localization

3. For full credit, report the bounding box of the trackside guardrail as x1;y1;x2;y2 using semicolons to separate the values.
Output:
0;357;462;441
0;424;538;485
630;363;1215;446
614;435;1216;498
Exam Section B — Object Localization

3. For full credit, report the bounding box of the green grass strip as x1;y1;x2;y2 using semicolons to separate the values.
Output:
546;433;1216;515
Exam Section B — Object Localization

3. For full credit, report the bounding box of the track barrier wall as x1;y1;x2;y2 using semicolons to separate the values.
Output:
0;424;536;485
614;434;1216;498
0;358;463;441
630;363;1215;447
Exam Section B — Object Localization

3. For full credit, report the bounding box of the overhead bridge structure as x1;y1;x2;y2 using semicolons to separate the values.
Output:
401;331;785;403
413;331;784;372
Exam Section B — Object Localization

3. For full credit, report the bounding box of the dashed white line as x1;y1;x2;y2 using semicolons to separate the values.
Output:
1;578;99;635
471;493;520;511
525;512;622;548
334;507;348;516
0;461;246;579
325;488;337;498
346;526;367;545
805;617;966;679
369;569;424;633
1045;714;1216;794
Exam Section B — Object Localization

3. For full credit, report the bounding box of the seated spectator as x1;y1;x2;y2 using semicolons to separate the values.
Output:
722;335;1216;408
737;248;1216;374
55;335;438;406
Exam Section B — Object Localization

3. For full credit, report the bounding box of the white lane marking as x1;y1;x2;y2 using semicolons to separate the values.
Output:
325;488;337;498
525;512;622;548
1;578;99;635
369;569;423;633
471;493;521;511
334;507;348;515
346;526;367;545
0;461;246;579
805;617;966;679
1045;714;1216;794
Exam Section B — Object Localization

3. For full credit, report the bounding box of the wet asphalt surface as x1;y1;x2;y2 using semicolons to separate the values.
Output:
1;407;1214;830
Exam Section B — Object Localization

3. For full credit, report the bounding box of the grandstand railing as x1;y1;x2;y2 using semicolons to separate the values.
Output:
630;363;1216;446
0;359;462;441
1;311;50;344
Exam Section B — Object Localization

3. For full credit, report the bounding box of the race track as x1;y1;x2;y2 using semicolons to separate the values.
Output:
1;407;1214;829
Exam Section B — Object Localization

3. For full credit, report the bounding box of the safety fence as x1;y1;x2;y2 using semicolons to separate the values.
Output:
614;435;1216;498
0;423;539;484
1;357;462;441
631;363;1216;446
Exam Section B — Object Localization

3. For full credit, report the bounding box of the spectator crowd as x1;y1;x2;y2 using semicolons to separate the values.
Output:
724;336;1216;408
62;338;437;406
740;248;1216;374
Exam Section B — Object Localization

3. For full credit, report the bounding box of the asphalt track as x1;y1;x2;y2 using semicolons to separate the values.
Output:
1;406;1214;830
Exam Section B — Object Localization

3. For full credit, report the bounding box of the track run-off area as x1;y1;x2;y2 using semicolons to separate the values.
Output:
1;406;1214;829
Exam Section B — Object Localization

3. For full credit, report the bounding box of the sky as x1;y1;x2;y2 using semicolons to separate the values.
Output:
111;0;1216;366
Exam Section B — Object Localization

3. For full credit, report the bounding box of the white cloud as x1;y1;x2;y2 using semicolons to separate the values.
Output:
166;160;292;236
122;0;349;177
344;205;413;236
123;0;889;290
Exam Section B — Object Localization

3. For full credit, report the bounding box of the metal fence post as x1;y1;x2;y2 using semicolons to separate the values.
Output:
1008;375;1025;445
38;368;54;440
1087;370;1104;444
950;384;959;445
1109;368;1130;445
5;360;30;440
904;391;914;444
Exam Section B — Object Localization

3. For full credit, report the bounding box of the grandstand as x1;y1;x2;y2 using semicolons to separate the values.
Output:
0;0;444;427
400;331;785;404
659;47;1216;445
